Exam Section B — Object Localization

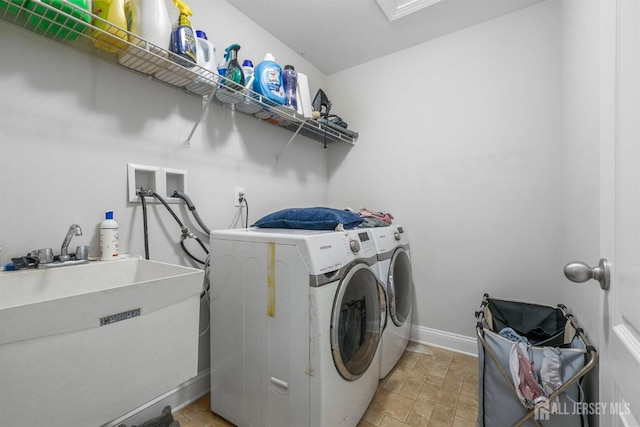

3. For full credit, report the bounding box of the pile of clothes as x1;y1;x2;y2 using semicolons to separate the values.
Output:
499;327;564;410
355;207;394;228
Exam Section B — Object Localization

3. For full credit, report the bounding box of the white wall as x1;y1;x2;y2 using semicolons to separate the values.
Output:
0;0;330;378
326;1;564;340
0;0;328;263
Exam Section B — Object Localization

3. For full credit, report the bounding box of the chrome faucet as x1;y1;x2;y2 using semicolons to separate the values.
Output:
59;224;83;262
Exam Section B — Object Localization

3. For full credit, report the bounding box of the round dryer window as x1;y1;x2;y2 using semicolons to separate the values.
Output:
331;263;384;381
388;248;413;327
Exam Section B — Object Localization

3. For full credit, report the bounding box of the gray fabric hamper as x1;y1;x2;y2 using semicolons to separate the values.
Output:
475;294;597;427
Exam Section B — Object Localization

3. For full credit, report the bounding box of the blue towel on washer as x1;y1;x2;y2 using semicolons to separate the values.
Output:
253;207;363;230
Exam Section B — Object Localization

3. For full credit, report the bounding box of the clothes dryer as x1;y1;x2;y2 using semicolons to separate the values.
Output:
209;228;385;427
370;225;414;379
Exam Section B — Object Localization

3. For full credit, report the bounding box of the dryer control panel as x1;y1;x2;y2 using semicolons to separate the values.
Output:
394;225;410;246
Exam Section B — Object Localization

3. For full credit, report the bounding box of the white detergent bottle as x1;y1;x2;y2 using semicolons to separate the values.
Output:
235;59;262;114
242;59;254;89
100;210;119;261
185;30;218;95
119;0;171;74
195;30;216;72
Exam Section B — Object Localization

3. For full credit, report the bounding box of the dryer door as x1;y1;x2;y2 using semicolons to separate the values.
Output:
388;248;413;327
331;263;385;381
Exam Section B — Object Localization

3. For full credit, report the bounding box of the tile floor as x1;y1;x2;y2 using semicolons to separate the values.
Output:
174;344;478;427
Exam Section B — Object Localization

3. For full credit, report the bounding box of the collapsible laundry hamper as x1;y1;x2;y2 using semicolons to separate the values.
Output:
475;294;597;427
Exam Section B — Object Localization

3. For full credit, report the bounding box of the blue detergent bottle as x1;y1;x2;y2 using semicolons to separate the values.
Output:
253;53;285;106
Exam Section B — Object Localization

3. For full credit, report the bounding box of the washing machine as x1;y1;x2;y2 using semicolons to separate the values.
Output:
209;228;385;427
370;225;414;379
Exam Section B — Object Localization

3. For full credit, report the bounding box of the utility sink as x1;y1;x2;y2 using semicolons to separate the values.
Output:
0;257;204;427
0;256;203;344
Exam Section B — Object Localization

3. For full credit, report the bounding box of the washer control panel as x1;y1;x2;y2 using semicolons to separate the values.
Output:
345;230;376;258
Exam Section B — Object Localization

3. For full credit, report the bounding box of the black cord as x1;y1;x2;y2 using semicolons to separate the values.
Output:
139;191;150;260
323;111;328;149
243;197;249;227
195;235;209;254
181;240;205;265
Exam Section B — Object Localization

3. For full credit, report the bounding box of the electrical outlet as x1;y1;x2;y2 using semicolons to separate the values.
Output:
234;187;245;207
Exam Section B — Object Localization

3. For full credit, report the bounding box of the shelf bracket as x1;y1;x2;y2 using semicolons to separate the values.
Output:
276;121;305;164
184;91;216;148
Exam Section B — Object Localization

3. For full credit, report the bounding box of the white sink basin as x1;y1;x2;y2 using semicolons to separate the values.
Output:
0;257;204;427
0;256;203;345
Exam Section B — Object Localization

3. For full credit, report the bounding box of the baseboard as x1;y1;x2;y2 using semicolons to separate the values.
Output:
102;369;211;427
410;325;478;357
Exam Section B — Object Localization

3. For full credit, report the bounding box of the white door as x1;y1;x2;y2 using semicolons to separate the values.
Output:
599;0;640;424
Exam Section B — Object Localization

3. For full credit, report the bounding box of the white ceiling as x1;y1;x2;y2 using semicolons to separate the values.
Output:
226;0;546;75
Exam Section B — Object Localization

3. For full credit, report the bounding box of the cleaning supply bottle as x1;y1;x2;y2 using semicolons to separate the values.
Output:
100;210;119;261
235;59;263;114
26;0;92;40
92;0;128;53
170;0;197;67
118;0;171;74
282;65;298;110
1;0;24;15
223;44;244;91
194;31;216;73
242;59;255;89
185;30;218;95
253;53;285;106
214;52;234;104
217;57;228;79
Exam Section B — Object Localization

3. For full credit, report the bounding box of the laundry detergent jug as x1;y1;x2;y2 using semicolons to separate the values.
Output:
253;53;285;106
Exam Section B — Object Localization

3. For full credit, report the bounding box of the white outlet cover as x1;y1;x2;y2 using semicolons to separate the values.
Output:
234;187;245;207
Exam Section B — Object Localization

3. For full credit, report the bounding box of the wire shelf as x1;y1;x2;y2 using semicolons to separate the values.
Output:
0;0;358;146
